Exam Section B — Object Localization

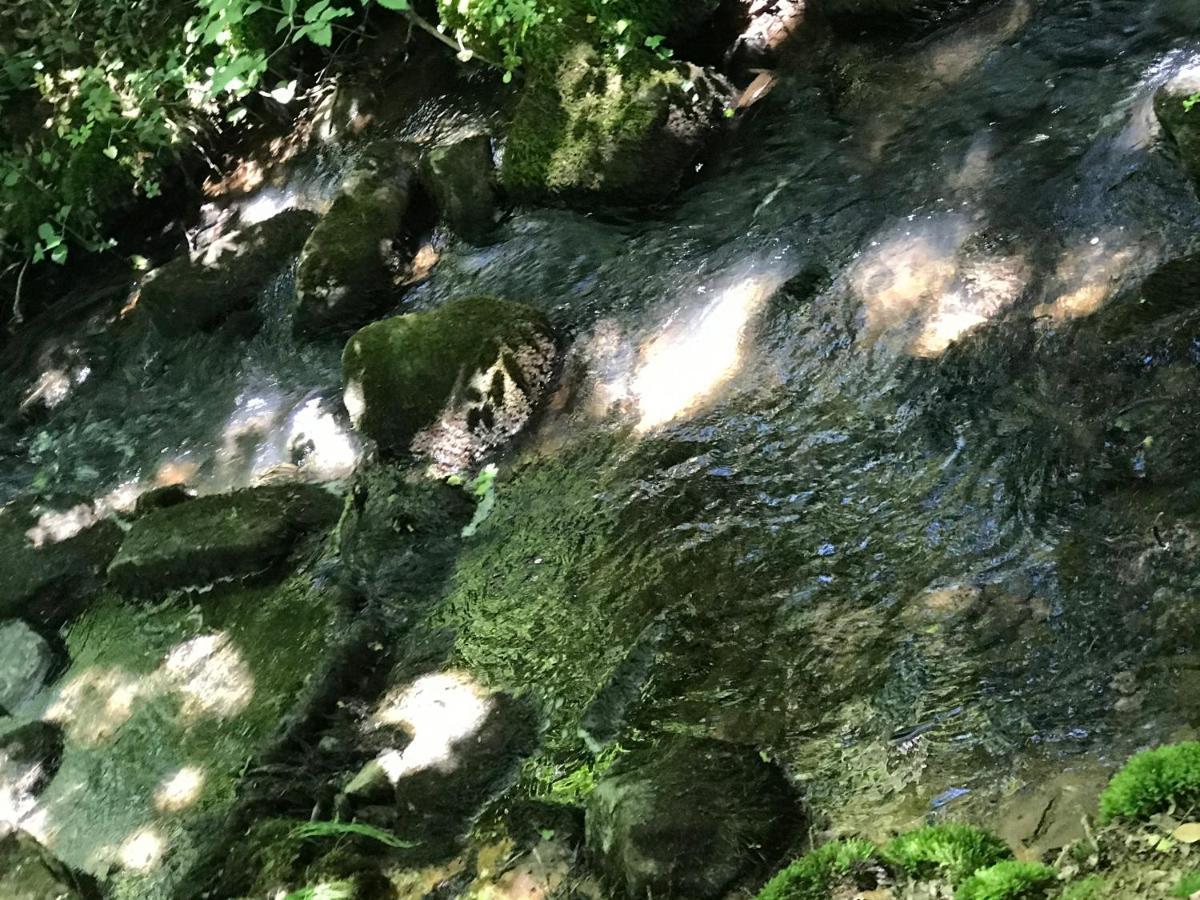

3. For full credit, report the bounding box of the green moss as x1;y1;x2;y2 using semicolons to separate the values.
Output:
1098;742;1200;823
501;44;696;203
883;824;1012;885
955;861;1057;900
754;839;879;900
1174;871;1200;898
1060;876;1107;900
341;296;554;455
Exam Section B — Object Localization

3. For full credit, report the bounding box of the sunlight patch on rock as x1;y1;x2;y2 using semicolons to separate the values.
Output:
162;633;255;721
373;671;493;780
117;826;165;872
153;766;205;813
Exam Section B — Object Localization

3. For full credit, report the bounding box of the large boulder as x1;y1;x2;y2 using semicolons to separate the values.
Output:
420;135;498;245
1155;66;1200;190
502;45;734;206
0;623;56;715
341;296;557;471
585;737;803;899
0;497;121;627
135;210;317;336
294;141;421;337
106;484;342;596
0;831;98;899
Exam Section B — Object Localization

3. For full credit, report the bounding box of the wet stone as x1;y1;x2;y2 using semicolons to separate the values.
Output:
0;496;122;628
420;134;498;245
295;140;422;337
134;209;317;337
0;830;99;899
0;720;65;821
341;296;558;472
106;483;343;596
340;671;539;861
0;623;55;715
585;736;804;900
1155;65;1200;192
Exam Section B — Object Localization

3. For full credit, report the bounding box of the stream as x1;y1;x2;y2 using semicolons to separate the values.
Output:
4;0;1200;892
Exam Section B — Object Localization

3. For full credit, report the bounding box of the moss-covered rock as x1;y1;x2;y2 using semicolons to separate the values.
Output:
0;496;122;627
0;830;100;900
954;860;1056;900
1155;67;1200;191
341;296;557;470
501;45;733;206
106;483;342;596
754;839;881;900
420;135;498;245
883;823;1012;886
136;210;317;337
0;621;56;715
1098;741;1200;824
585;736;804;899
295;140;421;337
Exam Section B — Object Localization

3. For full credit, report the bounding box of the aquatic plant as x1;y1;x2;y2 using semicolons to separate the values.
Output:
883;823;1012;885
290;820;418;849
1174;871;1200;898
754;839;879;900
954;861;1057;900
1098;742;1200;823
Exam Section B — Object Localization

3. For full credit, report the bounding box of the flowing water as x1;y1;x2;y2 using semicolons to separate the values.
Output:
6;0;1200;882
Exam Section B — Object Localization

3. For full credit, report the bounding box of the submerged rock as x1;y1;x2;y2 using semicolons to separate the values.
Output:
0;720;65;812
420;134;498;244
502;45;734;206
585;736;803;899
341;296;557;470
106;483;342;596
0;623;55;715
135;210;317;337
0;497;122;627
0;830;99;899
341;670;539;859
295;140;421;337
1155;66;1200;190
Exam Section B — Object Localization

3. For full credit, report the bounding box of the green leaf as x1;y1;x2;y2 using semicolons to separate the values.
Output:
102;145;118;159
36;222;57;243
374;0;410;9
50;245;68;265
290;821;419;848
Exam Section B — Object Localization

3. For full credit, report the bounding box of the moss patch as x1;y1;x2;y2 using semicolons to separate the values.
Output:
1098;742;1200;824
883;823;1012;885
754;840;880;900
501;44;728;205
955;861;1056;900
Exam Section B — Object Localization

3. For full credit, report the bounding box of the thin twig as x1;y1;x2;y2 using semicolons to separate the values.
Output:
11;258;29;327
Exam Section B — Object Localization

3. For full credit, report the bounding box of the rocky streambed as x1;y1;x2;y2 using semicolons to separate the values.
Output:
6;1;1200;898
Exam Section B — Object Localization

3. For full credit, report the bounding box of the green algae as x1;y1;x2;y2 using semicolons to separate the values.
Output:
37;560;346;899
